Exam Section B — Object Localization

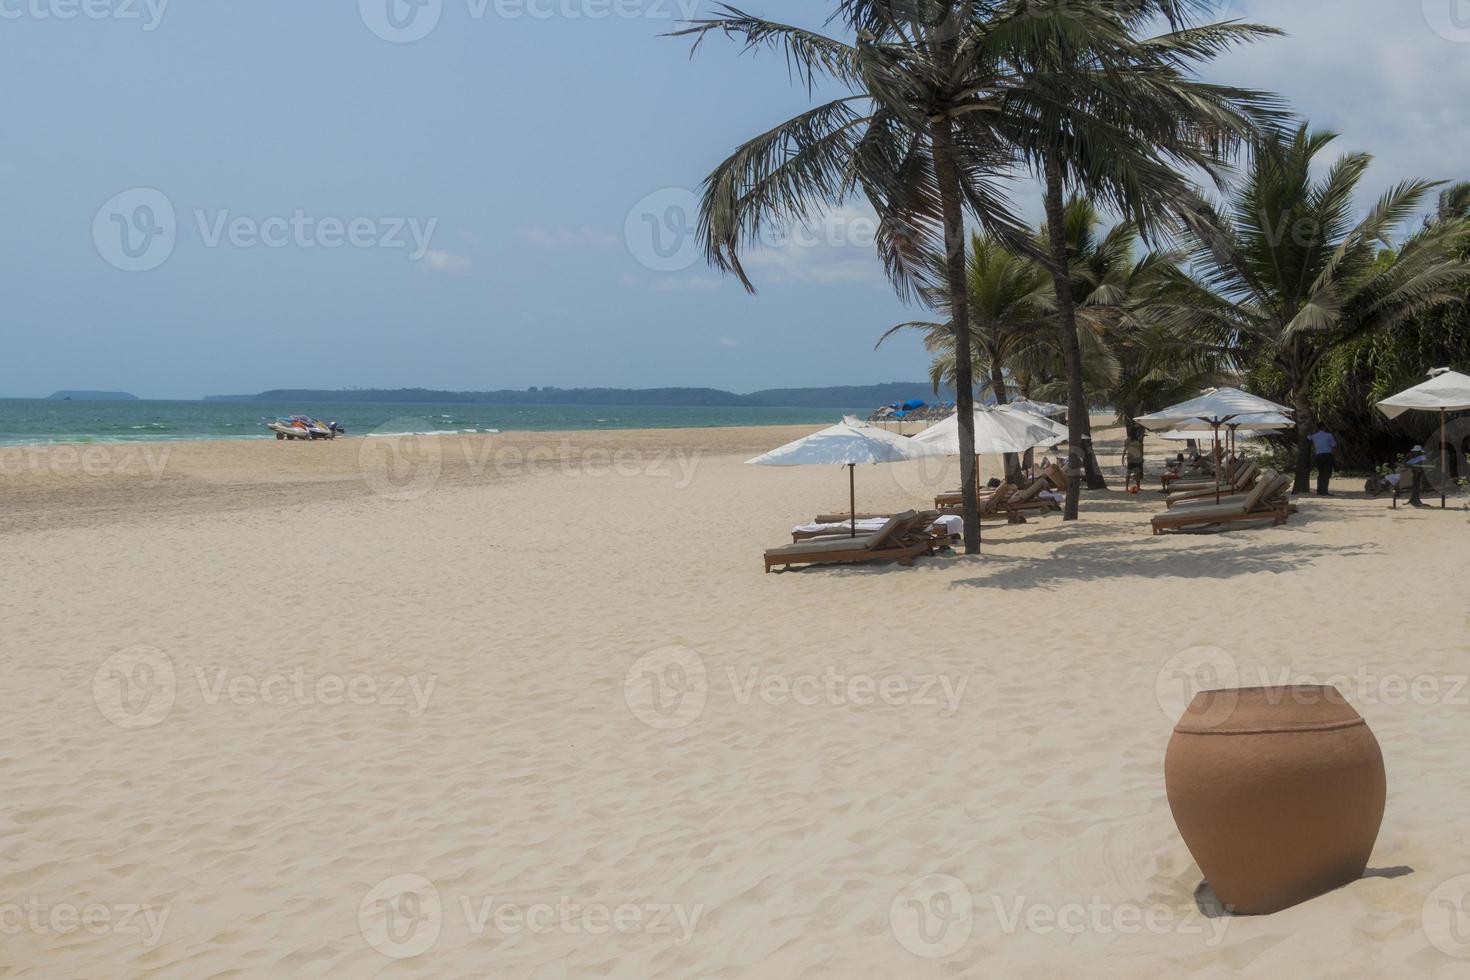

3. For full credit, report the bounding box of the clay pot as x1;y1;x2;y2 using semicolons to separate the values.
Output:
1164;686;1386;915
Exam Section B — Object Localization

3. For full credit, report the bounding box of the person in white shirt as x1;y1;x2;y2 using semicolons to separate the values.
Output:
1308;424;1339;496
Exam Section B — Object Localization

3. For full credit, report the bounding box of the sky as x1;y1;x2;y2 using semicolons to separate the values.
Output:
2;0;1470;399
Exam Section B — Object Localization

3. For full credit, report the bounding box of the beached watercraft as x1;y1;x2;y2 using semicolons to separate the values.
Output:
267;416;345;440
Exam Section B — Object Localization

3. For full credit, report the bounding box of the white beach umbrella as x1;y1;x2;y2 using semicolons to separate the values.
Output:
1135;388;1294;430
1005;398;1066;419
1165;411;1295;433
1376;369;1470;508
747;418;946;536
912;406;1065;455
1137;389;1295;502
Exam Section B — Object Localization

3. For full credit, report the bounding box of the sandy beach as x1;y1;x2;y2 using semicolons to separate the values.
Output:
2;423;1468;977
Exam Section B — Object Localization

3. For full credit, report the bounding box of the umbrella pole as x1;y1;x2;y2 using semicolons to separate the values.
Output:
1214;425;1222;504
1442;408;1448;510
849;463;857;537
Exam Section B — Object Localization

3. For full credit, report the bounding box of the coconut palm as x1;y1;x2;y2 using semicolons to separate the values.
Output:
991;0;1284;518
876;230;1052;479
1175;125;1470;493
672;1;1191;549
673;2;1042;553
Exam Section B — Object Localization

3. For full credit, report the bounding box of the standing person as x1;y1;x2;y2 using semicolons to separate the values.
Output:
1123;433;1145;493
1309;423;1339;496
1405;445;1430;507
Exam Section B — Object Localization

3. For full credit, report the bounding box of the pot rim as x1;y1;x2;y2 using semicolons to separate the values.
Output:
1174;685;1366;735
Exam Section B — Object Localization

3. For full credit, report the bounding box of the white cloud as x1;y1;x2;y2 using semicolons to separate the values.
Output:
420;249;472;274
521;224;619;249
1213;1;1470;220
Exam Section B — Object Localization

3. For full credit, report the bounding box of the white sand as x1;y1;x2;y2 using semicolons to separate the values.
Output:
1;426;1467;977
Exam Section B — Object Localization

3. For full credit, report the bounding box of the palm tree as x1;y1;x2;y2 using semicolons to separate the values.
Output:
876;230;1052;480
673;3;1038;553
992;0;1283;519
672;1;1173;551
1176;125;1470;493
1062;197;1235;443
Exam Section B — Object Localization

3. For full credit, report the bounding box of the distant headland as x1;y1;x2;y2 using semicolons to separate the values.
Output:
48;390;139;401
203;384;954;409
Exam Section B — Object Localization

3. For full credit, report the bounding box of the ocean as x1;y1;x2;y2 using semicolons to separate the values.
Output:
0;399;865;446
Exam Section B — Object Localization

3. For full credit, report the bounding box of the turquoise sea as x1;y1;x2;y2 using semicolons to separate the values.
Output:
0;399;864;446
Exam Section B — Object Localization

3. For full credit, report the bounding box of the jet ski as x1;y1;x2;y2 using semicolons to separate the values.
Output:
267;416;344;440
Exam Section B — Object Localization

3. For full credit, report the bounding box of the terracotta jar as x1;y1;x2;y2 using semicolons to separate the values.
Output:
1165;686;1386;915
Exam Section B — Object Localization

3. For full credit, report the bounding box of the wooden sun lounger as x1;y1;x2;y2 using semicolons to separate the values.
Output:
792;511;945;543
1168;460;1257;498
1164;455;1242;492
1164;462;1262;508
937;484;1030;522
1151;471;1290;535
764;511;934;572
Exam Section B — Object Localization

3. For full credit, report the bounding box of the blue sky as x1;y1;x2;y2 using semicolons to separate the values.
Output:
3;1;1469;399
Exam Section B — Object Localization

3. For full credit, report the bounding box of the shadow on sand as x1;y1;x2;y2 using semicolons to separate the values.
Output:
949;538;1377;590
1193;867;1414;917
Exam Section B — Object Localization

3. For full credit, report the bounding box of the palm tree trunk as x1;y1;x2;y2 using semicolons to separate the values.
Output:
1080;417;1108;489
932;117;981;553
1042;156;1087;521
1292;389;1314;495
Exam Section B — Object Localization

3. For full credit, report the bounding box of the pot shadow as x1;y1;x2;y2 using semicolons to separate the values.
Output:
1193;867;1415;917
